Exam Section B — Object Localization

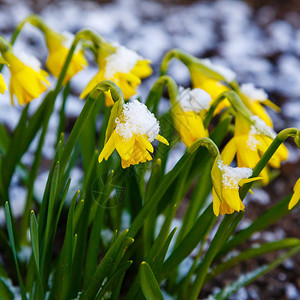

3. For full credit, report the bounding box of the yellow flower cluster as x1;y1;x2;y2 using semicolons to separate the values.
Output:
0;18;152;106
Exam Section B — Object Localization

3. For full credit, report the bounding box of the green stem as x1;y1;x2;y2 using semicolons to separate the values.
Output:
145;75;178;114
204;90;252;128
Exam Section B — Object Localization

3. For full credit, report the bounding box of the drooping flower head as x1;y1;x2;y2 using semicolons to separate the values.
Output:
172;87;210;147
221;113;288;185
212;159;260;216
99;99;168;168
0;73;6;94
80;44;152;105
288;178;300;210
3;51;50;105
44;30;87;83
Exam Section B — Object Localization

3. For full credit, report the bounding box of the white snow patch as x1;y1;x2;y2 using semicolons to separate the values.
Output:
285;283;300;300
105;45;142;78
115;100;159;142
218;160;252;189
240;83;268;101
177;87;211;113
247;115;276;150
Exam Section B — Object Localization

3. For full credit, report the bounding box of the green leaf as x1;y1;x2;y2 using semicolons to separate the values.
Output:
30;211;39;272
50;190;78;300
96;260;132;300
208;238;300;281
0;279;14;300
0;123;10;154
207;244;300;300
4;202;27;300
1;105;29;198
44;161;60;249
81;230;134;300
126;206;177;300
84;203;104;288
162;204;215;278
188;214;236;299
29;211;44;299
79;93;103;172
139;262;163;300
128;138;206;239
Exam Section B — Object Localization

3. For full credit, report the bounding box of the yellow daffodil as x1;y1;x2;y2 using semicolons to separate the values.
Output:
80;45;152;104
0;74;6;94
239;83;280;127
3;51;50;105
212;159;260;216
99;99;168;168
288;178;300;210
221;114;288;185
45;31;87;83
171;87;210;147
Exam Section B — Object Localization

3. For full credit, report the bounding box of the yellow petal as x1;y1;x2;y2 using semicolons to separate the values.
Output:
98;131;117;163
115;133;135;161
212;188;220;217
0;74;7;94
223;188;241;211
262;99;280;112
239;177;262;186
221;138;237;165
156;134;169;146
135;135;154;153
288;178;300;210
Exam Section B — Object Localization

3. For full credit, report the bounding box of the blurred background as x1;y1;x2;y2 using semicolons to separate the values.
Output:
0;0;300;299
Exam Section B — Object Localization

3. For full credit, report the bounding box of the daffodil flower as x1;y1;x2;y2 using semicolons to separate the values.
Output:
0;74;6;94
80;45;152;104
212;159;260;216
288;178;300;210
221;114;288;185
172;87;210;147
3;51;50;105
99;99;168;168
45;31;87;83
